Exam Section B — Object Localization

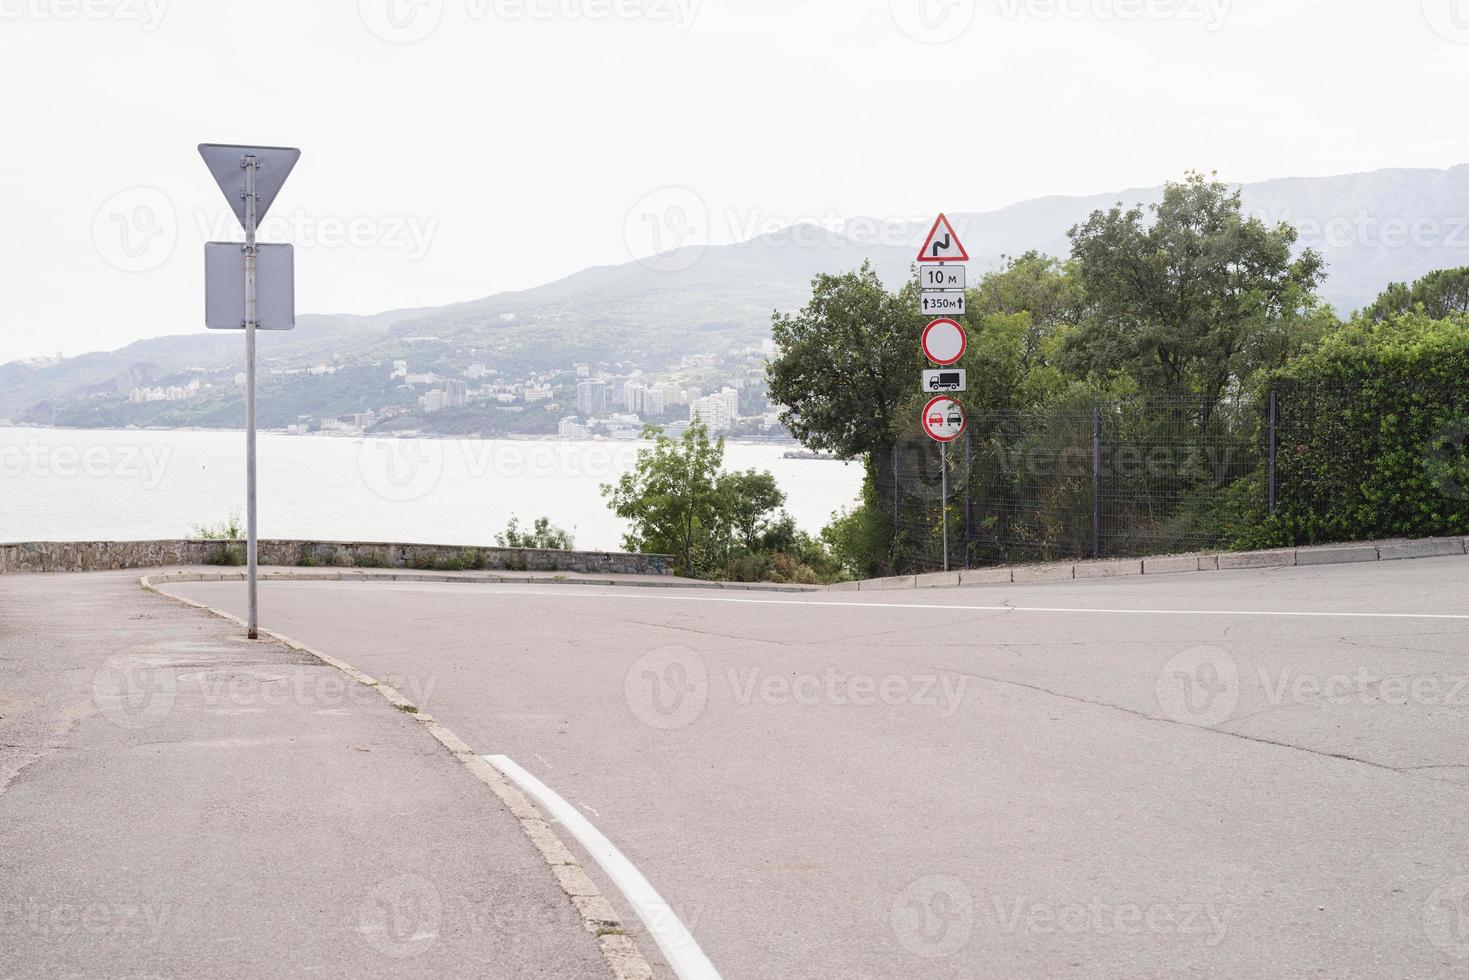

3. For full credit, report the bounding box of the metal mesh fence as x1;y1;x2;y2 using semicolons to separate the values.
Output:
888;394;1266;573
1096;397;1262;560
887;381;1469;573
890;430;968;573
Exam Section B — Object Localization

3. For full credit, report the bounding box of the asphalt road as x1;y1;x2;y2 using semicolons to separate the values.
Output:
165;557;1469;979
0;571;610;980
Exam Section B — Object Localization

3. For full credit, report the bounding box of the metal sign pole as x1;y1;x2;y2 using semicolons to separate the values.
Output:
941;440;949;572
243;155;259;639
199;143;299;641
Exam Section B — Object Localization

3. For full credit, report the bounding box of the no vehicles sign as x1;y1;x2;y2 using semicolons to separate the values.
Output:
921;318;967;366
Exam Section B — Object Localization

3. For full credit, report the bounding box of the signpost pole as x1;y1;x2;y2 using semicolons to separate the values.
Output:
243;156;259;639
199;142;299;641
941;440;949;572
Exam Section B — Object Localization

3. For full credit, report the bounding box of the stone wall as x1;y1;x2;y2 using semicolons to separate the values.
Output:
0;539;672;576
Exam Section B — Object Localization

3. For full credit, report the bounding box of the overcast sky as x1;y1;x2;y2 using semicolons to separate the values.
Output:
1;0;1466;364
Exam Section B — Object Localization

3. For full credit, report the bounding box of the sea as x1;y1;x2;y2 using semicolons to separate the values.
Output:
0;427;864;551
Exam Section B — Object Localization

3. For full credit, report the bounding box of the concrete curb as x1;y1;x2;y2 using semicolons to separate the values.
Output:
1379;538;1467;561
140;573;655;980
831;535;1469;592
1296;544;1381;566
1074;559;1143;579
140;566;821;594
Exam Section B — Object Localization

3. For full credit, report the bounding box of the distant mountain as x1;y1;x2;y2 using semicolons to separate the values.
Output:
5;164;1468;428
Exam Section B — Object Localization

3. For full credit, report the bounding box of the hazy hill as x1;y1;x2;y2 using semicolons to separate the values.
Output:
5;164;1467;426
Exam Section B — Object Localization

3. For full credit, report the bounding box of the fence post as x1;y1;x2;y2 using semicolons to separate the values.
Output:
1268;389;1278;516
891;442;899;525
1091;406;1102;560
963;435;972;568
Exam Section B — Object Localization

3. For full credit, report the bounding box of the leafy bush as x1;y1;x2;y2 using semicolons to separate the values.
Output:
819;476;893;579
189;510;245;565
721;551;823;585
203;543;244;566
496;516;574;551
1257;311;1469;545
189;510;243;541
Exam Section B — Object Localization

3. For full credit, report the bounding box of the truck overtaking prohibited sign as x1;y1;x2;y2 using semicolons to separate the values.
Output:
921;396;966;442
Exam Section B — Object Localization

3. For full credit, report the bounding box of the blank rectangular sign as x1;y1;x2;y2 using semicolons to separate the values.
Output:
205;242;295;330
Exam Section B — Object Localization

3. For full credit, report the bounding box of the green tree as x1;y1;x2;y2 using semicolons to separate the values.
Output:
767;261;918;460
767;262;923;576
1363;267;1469;322
717;468;786;553
1063;171;1325;421
602;422;729;576
972;251;1088;367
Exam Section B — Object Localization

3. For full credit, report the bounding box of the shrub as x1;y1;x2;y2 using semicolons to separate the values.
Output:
189;510;243;541
1259;311;1469;545
496;516;574;551
819;477;892;579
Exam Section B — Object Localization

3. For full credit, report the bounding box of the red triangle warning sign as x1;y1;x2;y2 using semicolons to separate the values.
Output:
916;213;969;263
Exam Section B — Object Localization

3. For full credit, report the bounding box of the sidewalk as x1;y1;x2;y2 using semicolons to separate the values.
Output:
0;571;616;979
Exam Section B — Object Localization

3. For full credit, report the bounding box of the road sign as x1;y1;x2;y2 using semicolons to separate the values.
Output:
916;213;969;263
199;143;301;229
920;291;965;316
921;395;966;442
922;318;967;366
205;242;294;329
923;368;967;393
197;143;301;642
918;264;966;290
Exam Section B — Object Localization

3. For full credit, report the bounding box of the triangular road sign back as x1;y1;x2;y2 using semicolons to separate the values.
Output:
198;143;301;229
916;213;969;263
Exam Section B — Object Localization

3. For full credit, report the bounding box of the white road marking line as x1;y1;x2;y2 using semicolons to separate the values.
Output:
484;754;721;980
482;588;1469;621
